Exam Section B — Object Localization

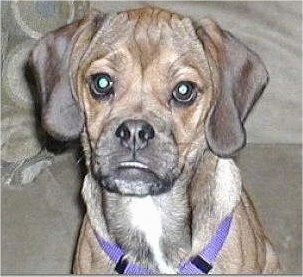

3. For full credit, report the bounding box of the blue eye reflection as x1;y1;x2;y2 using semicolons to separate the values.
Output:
173;81;196;104
90;73;114;99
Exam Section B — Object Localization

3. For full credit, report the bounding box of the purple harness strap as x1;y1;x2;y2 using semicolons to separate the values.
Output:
95;215;232;274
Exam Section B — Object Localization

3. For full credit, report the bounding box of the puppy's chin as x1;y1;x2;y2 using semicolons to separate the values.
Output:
94;168;172;196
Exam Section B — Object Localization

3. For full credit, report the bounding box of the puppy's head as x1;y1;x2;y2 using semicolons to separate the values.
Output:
31;7;268;196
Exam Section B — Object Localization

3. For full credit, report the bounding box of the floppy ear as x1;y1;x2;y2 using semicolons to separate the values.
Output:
197;19;269;157
30;11;103;140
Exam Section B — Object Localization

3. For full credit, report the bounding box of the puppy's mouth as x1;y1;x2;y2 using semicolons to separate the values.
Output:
119;161;149;170
94;160;173;196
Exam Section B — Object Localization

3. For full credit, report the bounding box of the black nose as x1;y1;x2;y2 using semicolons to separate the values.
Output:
115;119;155;151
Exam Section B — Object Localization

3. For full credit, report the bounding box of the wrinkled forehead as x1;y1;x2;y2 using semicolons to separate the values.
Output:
81;10;209;72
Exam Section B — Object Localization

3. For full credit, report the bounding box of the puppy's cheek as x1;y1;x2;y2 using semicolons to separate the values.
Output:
175;138;208;182
90;154;107;182
176;145;191;170
91;162;102;184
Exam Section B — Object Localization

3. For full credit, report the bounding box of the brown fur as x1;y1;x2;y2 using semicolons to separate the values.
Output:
30;7;280;274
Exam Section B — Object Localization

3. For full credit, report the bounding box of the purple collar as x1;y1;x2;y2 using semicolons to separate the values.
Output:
95;215;233;274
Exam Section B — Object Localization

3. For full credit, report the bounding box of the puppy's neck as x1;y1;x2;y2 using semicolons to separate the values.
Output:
189;152;242;254
101;180;191;273
82;152;242;273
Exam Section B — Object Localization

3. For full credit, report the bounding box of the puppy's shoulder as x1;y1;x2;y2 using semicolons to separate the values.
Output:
73;215;112;274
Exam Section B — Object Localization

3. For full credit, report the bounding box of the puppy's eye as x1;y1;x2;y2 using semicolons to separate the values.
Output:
172;81;197;105
90;73;114;99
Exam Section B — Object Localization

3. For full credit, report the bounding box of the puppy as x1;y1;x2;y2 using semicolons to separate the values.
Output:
31;7;280;274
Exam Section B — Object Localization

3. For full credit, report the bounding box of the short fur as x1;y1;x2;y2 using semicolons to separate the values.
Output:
30;7;280;274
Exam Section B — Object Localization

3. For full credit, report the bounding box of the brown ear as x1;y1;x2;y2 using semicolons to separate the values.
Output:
30;11;104;141
197;19;269;157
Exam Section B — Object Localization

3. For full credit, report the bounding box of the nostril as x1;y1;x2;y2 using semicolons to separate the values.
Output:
121;127;131;140
115;123;130;140
148;125;155;140
138;129;146;141
139;124;155;141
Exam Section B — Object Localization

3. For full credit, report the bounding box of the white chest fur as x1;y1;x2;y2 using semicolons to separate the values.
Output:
128;196;175;273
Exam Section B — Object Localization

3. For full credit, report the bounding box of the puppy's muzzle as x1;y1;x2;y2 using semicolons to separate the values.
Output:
115;119;155;152
92;118;179;196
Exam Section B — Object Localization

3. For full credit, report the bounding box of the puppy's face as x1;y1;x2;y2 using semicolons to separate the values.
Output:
31;7;268;197
77;11;213;195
